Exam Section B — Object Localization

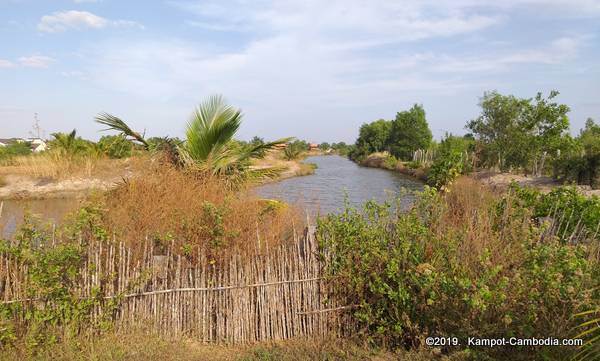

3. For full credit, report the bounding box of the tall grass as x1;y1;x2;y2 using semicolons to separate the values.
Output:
69;163;303;257
0;152;147;180
1;153;112;179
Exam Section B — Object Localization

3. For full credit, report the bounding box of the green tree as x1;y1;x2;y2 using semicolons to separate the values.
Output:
355;119;392;155
95;95;290;183
555;118;600;188
319;142;331;150
388;105;432;160
467;90;570;174
98;134;133;159
49;129;91;155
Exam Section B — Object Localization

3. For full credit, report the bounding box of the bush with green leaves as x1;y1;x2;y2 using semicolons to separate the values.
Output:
317;185;599;360
426;135;474;189
553;118;600;189
0;141;32;162
98;134;133;159
506;183;600;241
0;215;117;350
282;142;304;161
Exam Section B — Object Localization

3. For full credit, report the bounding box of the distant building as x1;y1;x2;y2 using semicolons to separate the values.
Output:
0;137;48;152
28;138;48;152
309;143;319;151
273;143;288;150
0;138;19;147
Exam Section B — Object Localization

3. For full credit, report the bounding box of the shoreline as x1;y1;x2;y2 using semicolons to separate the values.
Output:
355;152;600;197
0;152;325;201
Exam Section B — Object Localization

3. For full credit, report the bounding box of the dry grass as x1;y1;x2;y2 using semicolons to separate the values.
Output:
0;330;465;361
426;176;530;272
295;162;317;176
94;164;303;257
0;152;133;180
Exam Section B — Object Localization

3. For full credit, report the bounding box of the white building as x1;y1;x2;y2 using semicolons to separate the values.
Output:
28;138;48;152
0;137;48;152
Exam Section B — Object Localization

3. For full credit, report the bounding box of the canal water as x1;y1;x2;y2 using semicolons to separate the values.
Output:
255;155;424;215
0;155;424;237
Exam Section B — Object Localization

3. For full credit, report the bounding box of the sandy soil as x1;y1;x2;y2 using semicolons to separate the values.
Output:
250;150;319;183
0;173;132;200
472;170;600;197
0;151;317;200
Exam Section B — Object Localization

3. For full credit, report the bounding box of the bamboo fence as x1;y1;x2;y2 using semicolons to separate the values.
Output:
0;227;353;343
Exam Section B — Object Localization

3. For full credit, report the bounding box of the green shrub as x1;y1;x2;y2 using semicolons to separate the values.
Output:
317;185;599;360
98;135;132;159
0;142;32;162
427;151;464;189
426;135;474;189
0;215;118;350
283;143;303;161
507;183;600;241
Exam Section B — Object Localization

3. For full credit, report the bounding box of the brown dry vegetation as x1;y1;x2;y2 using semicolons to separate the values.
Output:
0;153;131;180
0;330;468;361
81;163;303;257
432;176;523;269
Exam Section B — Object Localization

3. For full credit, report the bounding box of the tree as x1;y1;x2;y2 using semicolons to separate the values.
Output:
95;95;291;184
183;95;292;181
387;104;432;160
49;129;91;155
555;118;600;188
467;90;570;174
355;119;392;154
98;134;133;159
319;142;331;150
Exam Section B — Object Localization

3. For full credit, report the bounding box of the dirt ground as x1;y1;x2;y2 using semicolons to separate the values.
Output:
472;170;600;197
0;151;315;200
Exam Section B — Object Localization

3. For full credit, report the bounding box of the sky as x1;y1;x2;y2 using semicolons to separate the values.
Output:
1;0;599;143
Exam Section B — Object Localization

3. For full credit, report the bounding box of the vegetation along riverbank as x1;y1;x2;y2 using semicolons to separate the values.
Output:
1;94;600;360
347;90;600;198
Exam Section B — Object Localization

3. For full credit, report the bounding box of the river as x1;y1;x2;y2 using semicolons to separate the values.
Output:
255;155;424;215
0;155;423;237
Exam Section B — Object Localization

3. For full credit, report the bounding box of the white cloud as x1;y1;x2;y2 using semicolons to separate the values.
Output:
0;59;14;68
111;19;145;30
38;10;107;32
432;36;586;73
18;55;55;68
174;1;501;44
37;10;143;33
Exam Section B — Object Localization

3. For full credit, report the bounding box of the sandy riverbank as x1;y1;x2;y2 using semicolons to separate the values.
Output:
0;151;317;200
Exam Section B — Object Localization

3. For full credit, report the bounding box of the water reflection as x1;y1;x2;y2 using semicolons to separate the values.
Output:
255;155;424;215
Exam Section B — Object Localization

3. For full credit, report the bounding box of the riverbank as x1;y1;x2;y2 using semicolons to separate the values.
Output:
0;151;316;200
357;152;600;197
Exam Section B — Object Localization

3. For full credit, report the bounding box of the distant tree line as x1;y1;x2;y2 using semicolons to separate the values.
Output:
349;90;600;189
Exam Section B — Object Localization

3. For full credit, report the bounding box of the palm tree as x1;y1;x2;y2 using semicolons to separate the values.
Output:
183;95;290;180
95;95;290;183
50;129;87;155
95;113;149;149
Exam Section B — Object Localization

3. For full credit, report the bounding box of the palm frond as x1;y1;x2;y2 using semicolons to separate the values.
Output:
572;309;600;361
242;137;294;161
185;95;242;162
95;113;149;149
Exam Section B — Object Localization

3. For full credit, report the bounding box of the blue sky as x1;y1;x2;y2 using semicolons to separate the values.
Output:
1;0;599;143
